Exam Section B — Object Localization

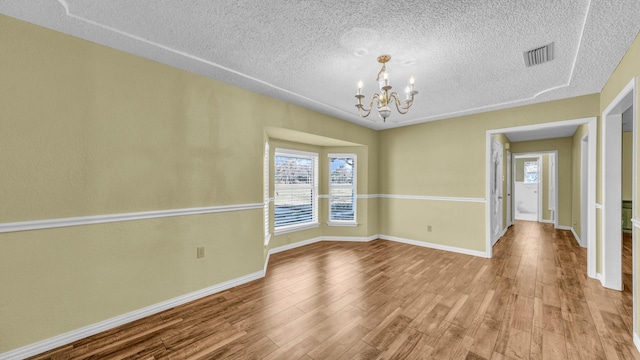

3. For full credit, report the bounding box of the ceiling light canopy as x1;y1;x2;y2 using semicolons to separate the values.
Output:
355;55;418;122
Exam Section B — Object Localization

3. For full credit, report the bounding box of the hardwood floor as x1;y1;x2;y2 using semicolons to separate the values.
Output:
29;221;638;359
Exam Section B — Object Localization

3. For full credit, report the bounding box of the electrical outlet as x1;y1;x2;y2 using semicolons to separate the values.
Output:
197;247;205;258
427;225;432;232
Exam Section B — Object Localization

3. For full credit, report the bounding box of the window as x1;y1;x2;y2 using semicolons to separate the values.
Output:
524;161;538;183
274;149;318;233
329;154;356;225
263;141;270;245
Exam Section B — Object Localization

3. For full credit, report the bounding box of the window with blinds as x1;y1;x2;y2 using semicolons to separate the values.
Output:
274;149;318;233
329;154;356;224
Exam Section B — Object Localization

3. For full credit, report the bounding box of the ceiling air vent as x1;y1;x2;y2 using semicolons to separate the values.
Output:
523;42;554;67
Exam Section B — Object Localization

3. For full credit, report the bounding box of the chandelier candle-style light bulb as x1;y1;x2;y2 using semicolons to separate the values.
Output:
355;54;418;122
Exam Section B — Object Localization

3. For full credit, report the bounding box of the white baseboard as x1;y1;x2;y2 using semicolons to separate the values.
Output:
570;227;584;247
634;332;640;353
322;235;379;242
378;234;488;258
3;232;487;358
0;270;265;360
539;219;554;224
555;225;572;231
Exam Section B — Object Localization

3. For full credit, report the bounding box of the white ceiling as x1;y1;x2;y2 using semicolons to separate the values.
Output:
505;124;580;143
1;1;639;130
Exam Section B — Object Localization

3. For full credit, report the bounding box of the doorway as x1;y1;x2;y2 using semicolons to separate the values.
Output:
601;78;636;293
513;155;541;221
485;118;596;263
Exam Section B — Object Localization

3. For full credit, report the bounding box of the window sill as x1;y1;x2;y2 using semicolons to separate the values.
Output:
274;222;320;235
327;221;358;227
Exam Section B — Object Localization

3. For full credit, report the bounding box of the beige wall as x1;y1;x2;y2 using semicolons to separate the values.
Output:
571;124;589;240
378;95;598;254
623;131;633;201
0;15;380;352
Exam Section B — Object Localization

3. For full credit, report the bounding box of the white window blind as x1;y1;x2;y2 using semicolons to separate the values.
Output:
263;141;270;245
274;149;318;233
329;154;356;224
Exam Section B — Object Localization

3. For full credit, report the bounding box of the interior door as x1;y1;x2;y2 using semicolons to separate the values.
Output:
515;158;539;221
491;139;503;245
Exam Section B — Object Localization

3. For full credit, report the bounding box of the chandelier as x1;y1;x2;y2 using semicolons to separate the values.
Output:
355;55;418;122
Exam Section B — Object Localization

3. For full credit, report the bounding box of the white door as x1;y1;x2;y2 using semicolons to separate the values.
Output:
491;139;503;245
515;158;539;221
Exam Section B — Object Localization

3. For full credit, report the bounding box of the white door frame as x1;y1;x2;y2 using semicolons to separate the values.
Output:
601;78;637;292
486;118;596;267
507;150;512;227
512;153;555;225
580;134;589;248
511;151;548;222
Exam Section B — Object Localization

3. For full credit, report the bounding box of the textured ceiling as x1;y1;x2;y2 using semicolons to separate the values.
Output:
1;0;639;130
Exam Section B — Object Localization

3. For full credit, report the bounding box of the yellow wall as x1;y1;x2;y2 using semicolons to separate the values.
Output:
378;96;598;253
571;124;589;239
623;131;633;201
0;15;380;352
599;32;640;332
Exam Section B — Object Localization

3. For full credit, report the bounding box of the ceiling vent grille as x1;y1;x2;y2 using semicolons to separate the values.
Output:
523;42;554;67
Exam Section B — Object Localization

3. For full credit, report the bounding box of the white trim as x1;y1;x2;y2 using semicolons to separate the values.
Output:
570;227;583;247
322;235;379;242
274;147;317;158
378;194;485;203
379;234;489;258
632;218;640;227
326;222;358;227
357;194;379;199
596;272;603;281
0;269;265;360
555;225;572;231
0;203;263;234
268;237;324;256
601;77;635;292
539;219;554;224
327;153;356;158
273;222;320;236
595;203;603;209
634;332;640;354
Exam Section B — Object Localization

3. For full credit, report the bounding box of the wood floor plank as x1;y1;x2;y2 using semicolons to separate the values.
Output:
28;222;638;360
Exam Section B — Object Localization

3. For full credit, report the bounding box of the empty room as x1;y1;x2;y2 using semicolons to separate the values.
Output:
1;1;640;359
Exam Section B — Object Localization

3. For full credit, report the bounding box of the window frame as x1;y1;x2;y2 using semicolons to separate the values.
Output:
328;153;357;227
273;148;319;235
524;161;539;184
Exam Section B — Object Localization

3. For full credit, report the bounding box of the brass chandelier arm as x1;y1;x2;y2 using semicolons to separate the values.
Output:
389;92;413;114
356;93;382;117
